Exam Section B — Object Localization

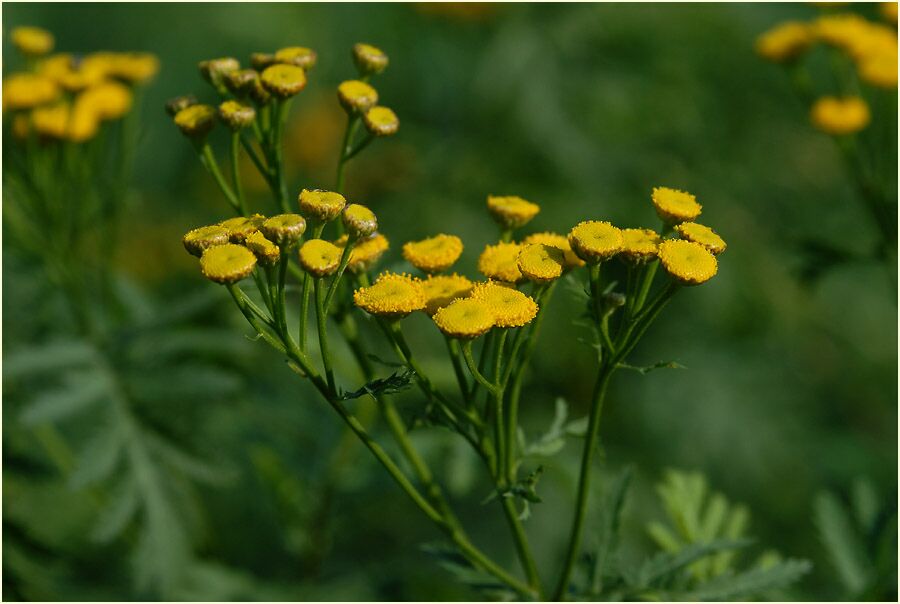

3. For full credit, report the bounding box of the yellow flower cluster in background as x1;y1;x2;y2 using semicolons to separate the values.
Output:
3;26;158;143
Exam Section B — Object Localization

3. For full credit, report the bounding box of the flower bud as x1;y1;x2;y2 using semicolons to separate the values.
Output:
352;43;389;76
299;189;346;222
225;69;260;98
174;104;217;139
165;94;198;117
337;80;378;113
183;224;230;257
274;46;317;69
245;231;281;266
262;213;307;248
220;214;266;243
199;57;240;91
200;244;257;284
250;52;276;71
260;64;307;98
342;204;378;238
363;105;399;137
218;100;256;130
299;239;342;277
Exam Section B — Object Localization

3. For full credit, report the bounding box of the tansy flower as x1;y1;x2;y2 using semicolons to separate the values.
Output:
620;228;661;263
183;225;231;257
486;195;540;229
220;214;266;242
199;57;240;89
363;106;399;136
200;244;257;284
675;222;727;255
522;232;585;268
657;240;718;286
342;204;378;238
755;21;813;63
12;26;54;57
245;231;281;265
517;243;566;283
421;273;474;315
66;101;100;143
470;281;538;328
274;46;318;69
337;80;378;113
433;299;495;339
353;43;389;76
261;64;307;98
3;73;60;111
651;187;702;224
174;104;217;139
336;233;390;273
225;69;261;98
478;242;524;282
262;214;306;247
165;95;198;117
31;103;69;139
354;273;425;318
810;96;870;135
37;53;74;81
251;52;276;71
403;234;464;273
219;100;256;130
299;189;346;222
568;221;623;263
78;82;133;121
299;239;342;277
858;54;898;88
109;53;160;84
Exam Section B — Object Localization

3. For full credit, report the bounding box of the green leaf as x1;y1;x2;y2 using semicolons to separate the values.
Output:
617;360;685;374
129;328;250;363
851;478;880;535
814;491;871;595
591;466;633;593
146;432;237;486
421;542;516;600
3;339;96;380
69;419;124;489
91;477;140;543
638;539;752;587
19;371;109;426
523;398;578;457
681;558;812;600
339;367;415;401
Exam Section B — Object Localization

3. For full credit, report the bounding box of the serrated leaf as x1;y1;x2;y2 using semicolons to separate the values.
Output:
638;539;752;587
3;339;96;381
814;491;870;595
19;371;109;426
91;477;140;543
565;416;588;437
339;367;415;401
523;398;571;457
681;558;812;600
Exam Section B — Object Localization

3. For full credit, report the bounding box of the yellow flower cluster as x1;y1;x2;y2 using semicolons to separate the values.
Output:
3;27;157;144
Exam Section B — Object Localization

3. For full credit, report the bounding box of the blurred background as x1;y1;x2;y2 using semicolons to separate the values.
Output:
3;2;897;601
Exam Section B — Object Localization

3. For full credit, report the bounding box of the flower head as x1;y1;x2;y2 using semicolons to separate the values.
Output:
299;189;346;222
225;69;261;98
12;26;54;57
299;239;342;277
219;100;256;130
657;239;718;286
651;187;702;224
78;82;133;121
675;222;727;255
109;53;159;84
251;52;276;71
619;228;661;263
858;53;898;88
487;195;540;229
200;243;257;284
403;234;464;273
274;46;318;69
354;273;425;318
478;242;524;282
421;273;474;315
363;106;399;136
342;204;379;238
183;225;231;257
568;221;623;263
755;21;813;63
165;95;198;117
337;233;390;273
470;281;538;328
353;43;389;76
810;96;870;135
174;104;217;139
3;73;59;111
517;243;566;283
261;64;307;98
433;299;495;339
245;231;282;265
262;214;307;248
338;80;378;113
199;57;240;90
522;232;585;269
31;103;70;140
220;214;266;242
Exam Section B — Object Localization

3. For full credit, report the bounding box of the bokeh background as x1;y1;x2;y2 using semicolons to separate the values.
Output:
3;2;897;601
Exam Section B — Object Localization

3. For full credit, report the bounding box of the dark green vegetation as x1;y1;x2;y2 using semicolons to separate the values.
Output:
3;3;896;601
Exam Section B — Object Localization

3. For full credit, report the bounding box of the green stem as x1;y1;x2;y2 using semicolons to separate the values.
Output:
199;143;241;214
230;132;248;215
272;99;291;213
324;236;356;312
462;340;499;395
444;336;470;404
314;278;337;395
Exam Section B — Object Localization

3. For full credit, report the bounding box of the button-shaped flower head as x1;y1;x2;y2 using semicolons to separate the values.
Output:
421;274;474;315
262;214;307;248
433;299;495;339
299;189;346;222
517;243;567;283
568;221;623;263
619;228;661;264
199;57;240;90
657;240;718;286
363;106;399;137
522;232;585;269
261;64;307;98
12;26;54;57
486;195;540;229
245;231;281;266
183;225;231;257
353;43;390;76
403;234;464;273
165;95;198;117
342;204;378;238
478;242;524;283
219;100;256;131
651;187;702;225
220;214;266;243
299;239;343;277
336;233;390;273
674;222;727;255
470;281;538;328
274;46;318;69
338;80;379;113
200;244;257;285
810;96;870;135
3;74;60;111
353;273;426;318
755;21;813;63
174;104;217;139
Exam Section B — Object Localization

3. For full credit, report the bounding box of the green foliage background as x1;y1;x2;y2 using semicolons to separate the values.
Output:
3;2;897;601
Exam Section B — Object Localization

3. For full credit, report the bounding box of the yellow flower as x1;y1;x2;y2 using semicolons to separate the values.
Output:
77;82;133;121
262;214;307;247
755;21;813;63
810;96;870;135
261;64;307;98
568;221;623;263
219;100;256;130
522;232;585;268
337;80;379;113
3;73;60;111
814;14;897;62
251;53;276;71
225;69;261;98
165;95;198;117
183;225;231;257
858;53;898;88
470;281;538;328
12;114;30;140
31;103;69;139
421;273;474;315
363;106;399;136
353;43;389;76
486;195;540;229
433;299;495;339
517;243;566;283
299;189;347;222
403;234;464;273
657;240;718;286
57;63;108;92
478;242;524;282
299;239;343;277
274;46;318;69
12;26;54;57
37;53;74;81
336;233;390;273
675;222;727;255
67;100;100;143
200;243;258;284
174;104;217;138
220;214;266;242
354;273;425;318
342;204;379;238
109;52;160;84
245;231;282;265
199;57;240;89
881;2;898;24
620;228;661;263
651;187;702;224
